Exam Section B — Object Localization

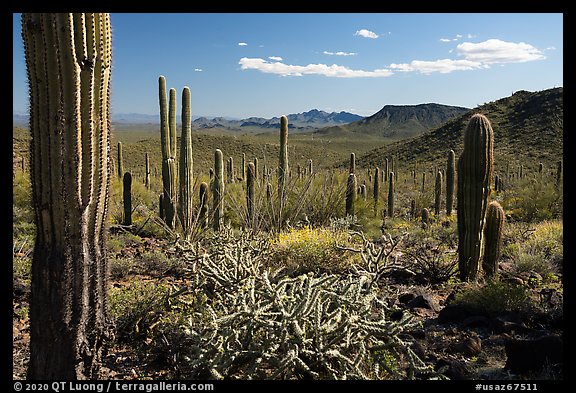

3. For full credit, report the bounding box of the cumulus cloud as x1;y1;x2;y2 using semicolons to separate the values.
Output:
389;59;485;74
238;42;248;46
194;68;203;72
457;39;545;64
268;56;283;61
354;29;379;39
239;57;392;78
323;51;357;56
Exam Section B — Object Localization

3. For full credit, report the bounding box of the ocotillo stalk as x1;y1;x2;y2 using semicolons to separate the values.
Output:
123;172;132;225
247;162;256;226
278;115;289;203
117;142;124;178
387;172;395;217
434;171;442;216
446;150;455;216
346;173;357;216
213;149;224;231
457;113;494;281
145;152;151;190
178;86;193;237
22;13;112;379
482;201;505;278
349;153;356;174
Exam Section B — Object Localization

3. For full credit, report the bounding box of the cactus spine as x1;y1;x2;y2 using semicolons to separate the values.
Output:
198;182;209;228
159;76;177;228
457;114;494;281
387;172;394;217
346;173;357;216
213;149;224;231
178;87;193;236
247;162;256;225
434;171;443;216
279;115;289;203
482;201;505;278
22;12;113;379
446;150;455;216
123;172;132;225
117;142;124;178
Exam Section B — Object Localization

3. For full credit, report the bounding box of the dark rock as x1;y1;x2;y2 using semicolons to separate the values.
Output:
435;358;470;380
390;310;404;321
491;313;531;334
407;294;440;312
398;292;416;304
462;315;490;328
407;328;426;340
454;334;482;357
504;335;563;374
438;303;474;323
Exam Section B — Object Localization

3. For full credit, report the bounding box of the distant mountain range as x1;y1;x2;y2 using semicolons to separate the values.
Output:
12;109;363;129
316;103;471;139
353;87;563;170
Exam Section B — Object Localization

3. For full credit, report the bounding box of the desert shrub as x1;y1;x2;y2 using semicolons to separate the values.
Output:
502;177;562;222
403;238;458;285
269;225;360;274
454;280;534;316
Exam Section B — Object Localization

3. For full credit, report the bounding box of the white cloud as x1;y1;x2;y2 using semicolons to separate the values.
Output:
354;29;379;39
238;42;248;46
456;34;463;38
194;68;203;72
389;59;485;74
268;56;283;61
457;39;545;64
546;46;556;50
439;38;452;42
323;51;357;56
238;57;393;78
467;33;476;39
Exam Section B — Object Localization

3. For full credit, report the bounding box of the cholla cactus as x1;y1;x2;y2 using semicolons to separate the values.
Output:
177;229;434;380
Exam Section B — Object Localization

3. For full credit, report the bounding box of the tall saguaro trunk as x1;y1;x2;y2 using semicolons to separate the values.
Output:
178;87;193;237
22;13;113;379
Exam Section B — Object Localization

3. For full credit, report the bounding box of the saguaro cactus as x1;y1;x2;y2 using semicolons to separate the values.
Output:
247;162;256;225
279;115;289;202
346;173;357;216
373;167;380;214
482;201;505;278
387;172;394;217
117;142;124;178
359;184;367;200
434;171;443;216
213;149;225;231
159;75;177;228
22;13;113;379
446;150;455;216
556;161;562;189
178;86;194;236
241;153;246;180
308;159;313;176
254;157;259;181
421;208;430;228
457;114;494;281
349;153;356;174
228;156;234;183
198;182;209;228
145;152;151;190
384;158;389;182
123;172;132;225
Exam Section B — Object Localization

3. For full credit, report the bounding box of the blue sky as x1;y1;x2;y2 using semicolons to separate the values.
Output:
13;13;563;119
